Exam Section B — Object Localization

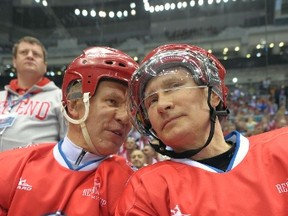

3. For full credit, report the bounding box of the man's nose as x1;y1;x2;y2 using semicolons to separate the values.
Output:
116;105;130;124
157;95;174;113
26;50;34;58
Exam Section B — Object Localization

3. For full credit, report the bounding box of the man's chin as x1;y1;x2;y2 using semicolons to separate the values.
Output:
98;143;122;155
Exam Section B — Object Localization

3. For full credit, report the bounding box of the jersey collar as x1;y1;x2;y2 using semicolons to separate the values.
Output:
53;136;106;171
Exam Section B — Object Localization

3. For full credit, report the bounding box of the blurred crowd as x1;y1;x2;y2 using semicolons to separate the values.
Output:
223;80;288;137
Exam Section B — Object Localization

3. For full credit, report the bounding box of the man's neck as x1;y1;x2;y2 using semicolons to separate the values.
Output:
17;75;43;89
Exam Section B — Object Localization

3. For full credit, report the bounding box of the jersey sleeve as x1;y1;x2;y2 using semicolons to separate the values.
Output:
0;144;53;213
0;148;30;212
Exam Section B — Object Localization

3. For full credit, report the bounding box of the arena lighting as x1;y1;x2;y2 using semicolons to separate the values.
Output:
176;2;185;9
171;3;176;9
198;0;204;6
223;47;229;55
82;10;88;17
279;42;285;47
130;2;136;9
0;64;69;78
109;11;115;18
190;1;196;7
47;71;55;77
269;43;274;48
123;10;128;17
75;9;80;15
131;9;136;15
99;11;107;18
165;3;171;10
42;0;47;7
34;0;48;6
232;77;238;83
90;9;96;17
155;5;164;12
144;0;237;13
117;11;123;18
256;44;262;49
74;2;136;20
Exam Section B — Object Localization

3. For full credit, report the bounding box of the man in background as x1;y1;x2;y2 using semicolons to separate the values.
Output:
130;149;147;169
0;36;67;151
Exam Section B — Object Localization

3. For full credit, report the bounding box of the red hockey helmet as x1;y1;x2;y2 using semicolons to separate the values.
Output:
62;46;138;105
128;43;228;136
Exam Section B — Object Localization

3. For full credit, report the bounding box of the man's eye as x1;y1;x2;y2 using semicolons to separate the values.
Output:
33;52;43;58
20;50;28;55
169;82;183;89
144;95;158;109
162;82;185;93
107;99;117;106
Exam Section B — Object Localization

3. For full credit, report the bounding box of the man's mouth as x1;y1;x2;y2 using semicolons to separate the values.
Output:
162;116;180;130
110;129;123;137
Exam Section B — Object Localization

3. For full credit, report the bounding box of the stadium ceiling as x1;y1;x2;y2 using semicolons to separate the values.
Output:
0;0;271;46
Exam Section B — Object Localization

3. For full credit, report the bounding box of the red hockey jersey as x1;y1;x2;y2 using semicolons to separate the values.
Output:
0;139;134;215
115;127;288;216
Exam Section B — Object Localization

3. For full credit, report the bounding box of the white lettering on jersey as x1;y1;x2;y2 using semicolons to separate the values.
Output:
275;178;288;193
82;177;107;206
0;100;50;120
171;205;191;216
17;177;32;191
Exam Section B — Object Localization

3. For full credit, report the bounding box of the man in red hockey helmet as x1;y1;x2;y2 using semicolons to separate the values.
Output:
0;46;138;215
115;44;288;215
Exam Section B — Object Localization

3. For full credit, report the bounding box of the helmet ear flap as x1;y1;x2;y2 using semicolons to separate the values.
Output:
206;51;229;107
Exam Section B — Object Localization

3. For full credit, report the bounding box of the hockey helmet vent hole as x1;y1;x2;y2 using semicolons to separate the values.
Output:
118;62;126;67
105;60;113;65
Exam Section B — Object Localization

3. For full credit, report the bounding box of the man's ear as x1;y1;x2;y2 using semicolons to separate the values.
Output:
66;100;81;119
12;57;17;69
211;91;221;108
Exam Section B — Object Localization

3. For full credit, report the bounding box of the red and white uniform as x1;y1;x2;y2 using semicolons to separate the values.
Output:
0;78;67;151
0;136;134;216
115;127;288;216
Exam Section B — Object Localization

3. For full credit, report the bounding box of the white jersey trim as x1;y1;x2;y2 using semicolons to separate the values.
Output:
171;131;249;173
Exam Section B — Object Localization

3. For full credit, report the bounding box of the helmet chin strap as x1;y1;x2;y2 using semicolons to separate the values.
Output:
150;86;229;159
62;92;97;153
